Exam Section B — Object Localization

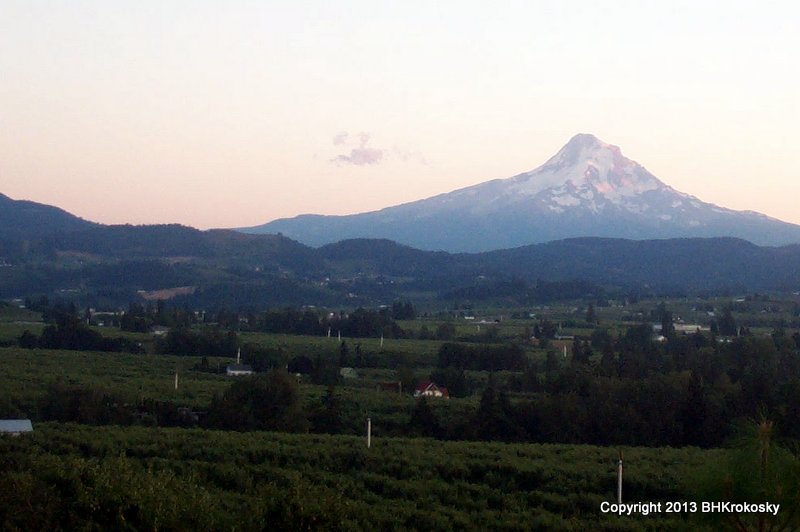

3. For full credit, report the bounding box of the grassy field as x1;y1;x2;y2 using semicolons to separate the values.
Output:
0;306;44;344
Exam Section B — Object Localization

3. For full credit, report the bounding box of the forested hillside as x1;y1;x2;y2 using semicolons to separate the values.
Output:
3;216;800;309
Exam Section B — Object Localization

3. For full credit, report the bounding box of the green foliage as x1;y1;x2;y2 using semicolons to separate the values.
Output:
391;299;416;320
0;455;219;531
205;370;308;432
250;307;405;339
0;347;231;412
20;313;142;353
689;419;800;530
38;379;134;425
0;423;717;530
159;326;239;357
718;307;738;337
435;322;456;340
310;386;345;434
408;397;440;437
473;381;524;441
430;367;469;398
438;342;527;371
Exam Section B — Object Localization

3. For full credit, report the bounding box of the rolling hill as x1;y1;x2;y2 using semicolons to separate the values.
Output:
3;190;800;308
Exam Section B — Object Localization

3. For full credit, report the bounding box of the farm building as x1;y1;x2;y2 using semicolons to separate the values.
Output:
0;419;33;436
226;348;253;376
226;364;254;376
414;381;449;399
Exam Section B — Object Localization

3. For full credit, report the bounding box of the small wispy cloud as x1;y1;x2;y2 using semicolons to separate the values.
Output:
332;131;349;146
334;147;384;166
331;131;384;166
329;131;428;167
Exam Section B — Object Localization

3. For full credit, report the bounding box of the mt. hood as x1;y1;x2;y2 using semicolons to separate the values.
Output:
243;134;800;252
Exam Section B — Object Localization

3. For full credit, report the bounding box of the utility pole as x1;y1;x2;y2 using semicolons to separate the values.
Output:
617;451;624;504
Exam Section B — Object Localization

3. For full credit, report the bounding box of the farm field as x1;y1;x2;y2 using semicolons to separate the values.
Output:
2;296;800;529
0;422;718;531
0;347;231;412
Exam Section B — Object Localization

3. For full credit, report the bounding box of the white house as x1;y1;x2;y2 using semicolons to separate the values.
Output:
414;381;449;399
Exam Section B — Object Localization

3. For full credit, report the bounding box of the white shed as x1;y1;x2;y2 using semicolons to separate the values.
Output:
0;419;33;436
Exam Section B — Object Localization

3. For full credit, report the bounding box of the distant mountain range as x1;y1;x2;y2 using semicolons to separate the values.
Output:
3;152;800;308
242;134;800;251
2;199;800;307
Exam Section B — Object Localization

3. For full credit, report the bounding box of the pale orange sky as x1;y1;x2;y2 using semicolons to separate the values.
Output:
1;1;798;228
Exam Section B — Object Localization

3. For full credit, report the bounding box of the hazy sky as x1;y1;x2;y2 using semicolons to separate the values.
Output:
1;1;798;228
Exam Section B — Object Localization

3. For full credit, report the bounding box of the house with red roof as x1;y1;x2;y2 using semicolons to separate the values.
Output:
414;381;449;399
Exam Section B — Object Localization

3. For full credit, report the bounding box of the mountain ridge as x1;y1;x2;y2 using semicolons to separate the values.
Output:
0;192;98;240
2;194;800;306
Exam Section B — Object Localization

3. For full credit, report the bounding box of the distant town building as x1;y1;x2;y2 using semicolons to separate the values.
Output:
652;323;710;334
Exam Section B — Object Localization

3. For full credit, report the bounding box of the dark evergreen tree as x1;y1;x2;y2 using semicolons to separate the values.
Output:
585;303;596;324
391;300;416;320
408;397;440;437
473;381;523;442
430;367;468;398
572;338;591;364
718;307;738;336
204;370;308;432
598;345;616;377
660;310;675;339
339;341;351;367
681;372;709;447
396;366;416;395
310;385;344;434
311;354;339;386
287;356;313;375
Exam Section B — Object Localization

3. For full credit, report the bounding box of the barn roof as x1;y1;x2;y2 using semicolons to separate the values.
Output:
0;419;33;433
226;364;253;371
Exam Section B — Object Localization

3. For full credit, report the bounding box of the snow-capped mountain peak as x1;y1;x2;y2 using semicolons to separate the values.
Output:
243;134;800;251
506;133;663;202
